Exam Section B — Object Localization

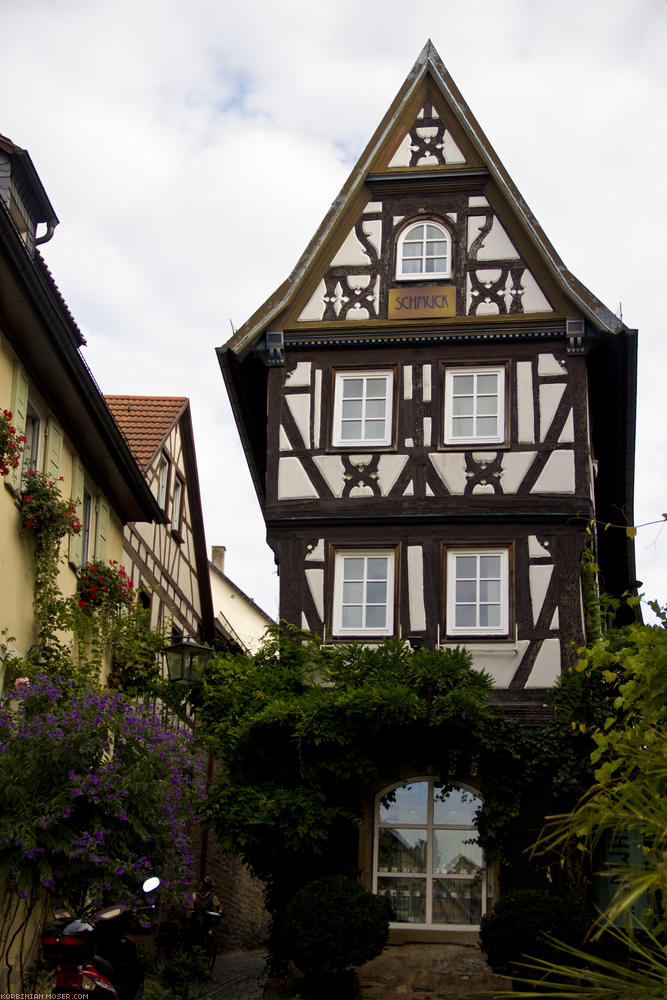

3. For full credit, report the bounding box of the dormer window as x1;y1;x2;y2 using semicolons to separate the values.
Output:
396;221;452;280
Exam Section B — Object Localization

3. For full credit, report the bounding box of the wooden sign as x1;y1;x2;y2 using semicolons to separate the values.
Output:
388;286;456;319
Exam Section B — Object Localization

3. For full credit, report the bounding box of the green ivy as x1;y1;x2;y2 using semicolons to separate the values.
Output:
199;626;596;967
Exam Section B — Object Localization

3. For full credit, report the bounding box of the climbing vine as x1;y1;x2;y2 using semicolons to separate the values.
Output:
199;626;596;967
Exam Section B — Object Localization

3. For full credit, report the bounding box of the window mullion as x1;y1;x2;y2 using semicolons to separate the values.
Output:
426;779;433;925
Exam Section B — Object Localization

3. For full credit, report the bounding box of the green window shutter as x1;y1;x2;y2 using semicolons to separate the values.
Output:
7;362;29;493
44;418;63;480
94;497;110;561
68;456;85;568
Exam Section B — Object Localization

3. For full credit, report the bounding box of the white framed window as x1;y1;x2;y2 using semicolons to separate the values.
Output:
446;548;509;637
80;486;93;564
156;454;169;509
332;549;395;637
396;221;452;280
171;476;183;532
375;780;485;928
444;366;505;445
22;403;41;476
332;370;393;447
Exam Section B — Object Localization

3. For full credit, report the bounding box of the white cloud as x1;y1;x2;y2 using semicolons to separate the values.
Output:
2;0;666;617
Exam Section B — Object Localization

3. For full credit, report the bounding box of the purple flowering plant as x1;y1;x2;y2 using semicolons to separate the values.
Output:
0;675;203;914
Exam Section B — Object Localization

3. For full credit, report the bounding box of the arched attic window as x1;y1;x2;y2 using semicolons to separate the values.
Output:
396;220;452;280
374;779;485;927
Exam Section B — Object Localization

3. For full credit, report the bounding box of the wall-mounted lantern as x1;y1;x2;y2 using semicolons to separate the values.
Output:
163;638;213;686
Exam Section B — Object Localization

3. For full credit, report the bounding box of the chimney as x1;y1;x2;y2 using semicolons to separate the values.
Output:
211;545;226;574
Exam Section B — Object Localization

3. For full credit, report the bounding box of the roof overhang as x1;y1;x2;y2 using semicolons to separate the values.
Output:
0;202;163;524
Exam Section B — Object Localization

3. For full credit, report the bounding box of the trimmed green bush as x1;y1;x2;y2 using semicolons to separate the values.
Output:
284;875;389;978
479;888;591;978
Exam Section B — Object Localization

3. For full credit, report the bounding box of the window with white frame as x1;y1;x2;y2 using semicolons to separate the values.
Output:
446;547;509;637
332;370;393;447
22;402;41;476
171;476;183;533
396;221;452;280
375;780;485;927
156;454;169;509
80;485;93;564
444;367;505;445
332;549;395;637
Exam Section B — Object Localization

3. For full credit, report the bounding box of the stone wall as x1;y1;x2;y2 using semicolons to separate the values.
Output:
357;942;508;999
198;818;269;952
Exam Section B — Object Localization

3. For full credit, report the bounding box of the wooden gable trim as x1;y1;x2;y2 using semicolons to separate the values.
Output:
221;41;626;361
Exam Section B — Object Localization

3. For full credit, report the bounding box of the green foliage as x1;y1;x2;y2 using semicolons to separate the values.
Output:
580;545;602;642
284;876;389;977
498;611;667;998
200;626;596;969
19;471;81;655
142;978;168;1000
0;674;202;914
537;617;667;930
159;947;210;1000
479;888;591;978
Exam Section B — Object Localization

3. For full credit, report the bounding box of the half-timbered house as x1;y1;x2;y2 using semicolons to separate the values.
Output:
217;42;637;986
104;395;217;647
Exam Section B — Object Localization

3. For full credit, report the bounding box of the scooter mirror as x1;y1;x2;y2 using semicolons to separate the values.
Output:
142;876;161;893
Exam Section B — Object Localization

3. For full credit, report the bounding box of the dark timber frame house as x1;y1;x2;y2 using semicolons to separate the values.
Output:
217;41;637;989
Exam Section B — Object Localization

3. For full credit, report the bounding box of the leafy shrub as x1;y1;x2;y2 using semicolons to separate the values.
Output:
284;875;388;979
479;888;591;978
159;947;210;1000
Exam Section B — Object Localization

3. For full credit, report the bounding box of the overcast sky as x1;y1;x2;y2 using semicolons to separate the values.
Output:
1;0;665;621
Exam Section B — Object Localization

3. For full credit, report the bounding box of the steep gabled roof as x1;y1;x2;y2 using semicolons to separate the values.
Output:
220;40;624;363
105;396;188;470
0;132;59;232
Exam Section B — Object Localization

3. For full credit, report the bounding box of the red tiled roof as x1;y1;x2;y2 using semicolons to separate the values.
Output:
104;396;187;470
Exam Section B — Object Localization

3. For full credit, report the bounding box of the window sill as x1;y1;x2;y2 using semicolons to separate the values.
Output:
438;632;518;654
388;925;480;946
393;274;452;283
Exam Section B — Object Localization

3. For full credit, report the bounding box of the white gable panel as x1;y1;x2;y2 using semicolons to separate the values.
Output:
500;452;535;493
285;362;312;387
476;217;519;260
312;455;345;497
407;546;426;632
428;452;467;494
530;564;553;626
305;568;324;622
285;393;311;449
377;455;409;495
388;133;413;167
531;451;575;493
526;639;561;687
298;279;326;322
539;383;566;441
331;226;372;267
278;457;318;499
520;269;552;312
443;130;466;163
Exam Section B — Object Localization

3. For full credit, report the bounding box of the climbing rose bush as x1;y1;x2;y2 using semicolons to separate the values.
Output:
78;560;135;610
0;675;203;912
0;409;25;477
20;471;81;539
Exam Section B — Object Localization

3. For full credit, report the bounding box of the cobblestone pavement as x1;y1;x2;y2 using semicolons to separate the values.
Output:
208;949;268;1000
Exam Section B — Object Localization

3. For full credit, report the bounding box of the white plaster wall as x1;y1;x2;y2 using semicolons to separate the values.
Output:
278;456;318;499
210;569;274;654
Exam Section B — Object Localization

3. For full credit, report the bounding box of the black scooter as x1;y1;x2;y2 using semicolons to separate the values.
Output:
42;876;160;1000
